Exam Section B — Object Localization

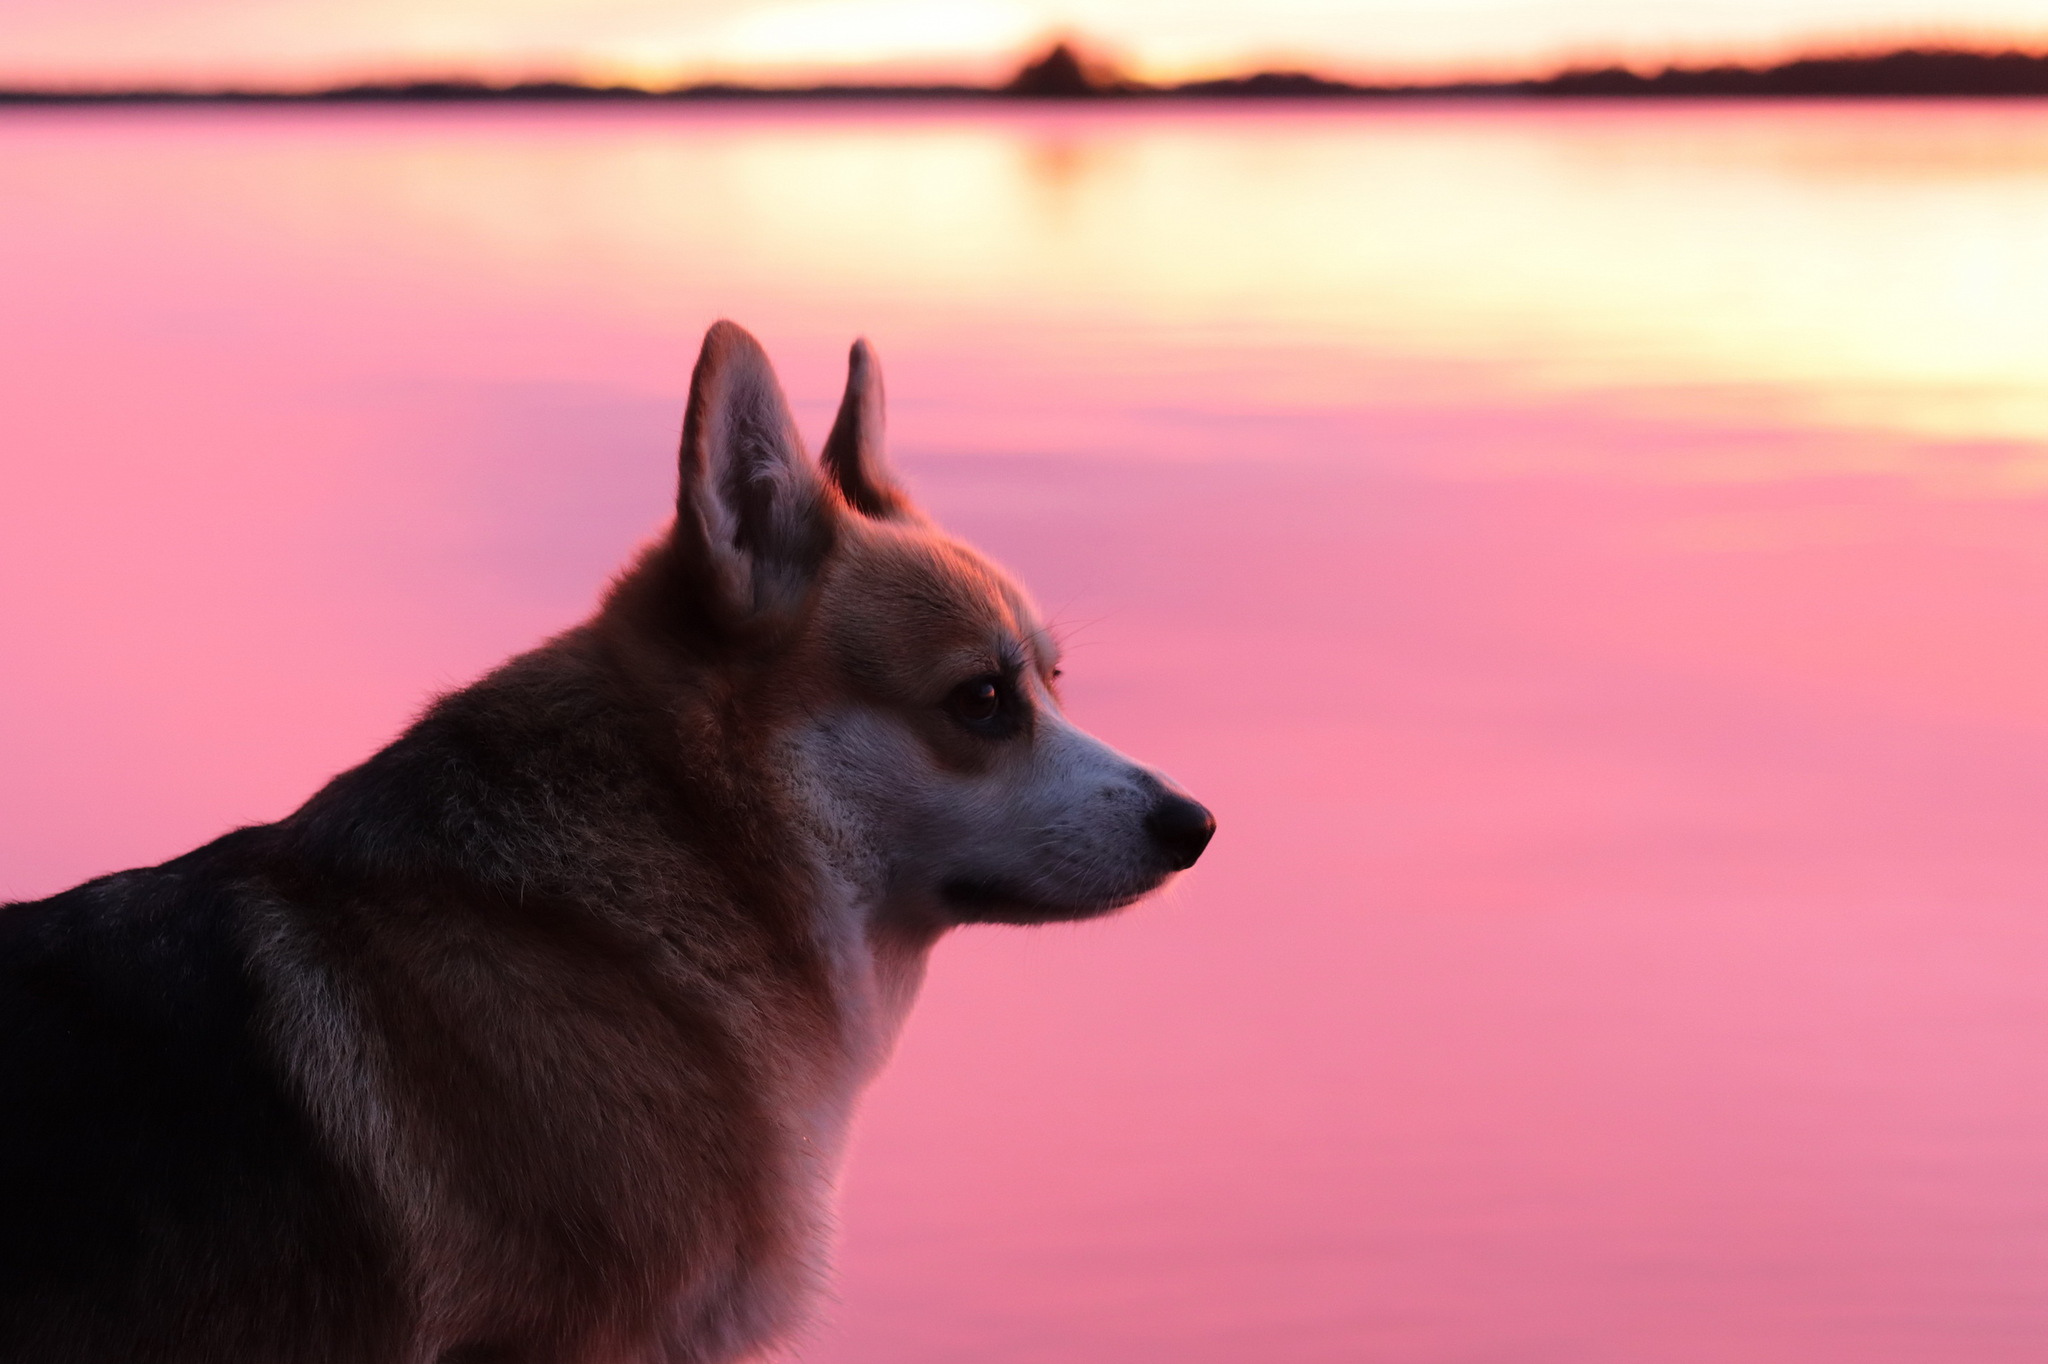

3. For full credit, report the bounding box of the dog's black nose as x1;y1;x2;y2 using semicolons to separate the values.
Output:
1145;793;1216;871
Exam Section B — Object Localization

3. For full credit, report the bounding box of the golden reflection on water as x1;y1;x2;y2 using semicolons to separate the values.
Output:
219;103;2048;455
21;103;2048;463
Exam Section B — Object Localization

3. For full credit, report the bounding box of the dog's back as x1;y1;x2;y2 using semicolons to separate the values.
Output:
0;835;402;1361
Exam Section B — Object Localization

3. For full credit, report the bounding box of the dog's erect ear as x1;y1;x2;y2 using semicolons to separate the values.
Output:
820;338;913;521
675;321;833;629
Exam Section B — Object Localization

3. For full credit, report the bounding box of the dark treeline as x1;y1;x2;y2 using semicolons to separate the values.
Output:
5;44;2048;104
1538;48;2048;97
0;80;995;104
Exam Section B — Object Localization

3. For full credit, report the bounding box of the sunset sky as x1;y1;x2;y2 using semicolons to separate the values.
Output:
2;0;2045;90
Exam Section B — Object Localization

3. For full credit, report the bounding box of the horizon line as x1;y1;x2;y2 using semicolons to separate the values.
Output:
7;42;2048;104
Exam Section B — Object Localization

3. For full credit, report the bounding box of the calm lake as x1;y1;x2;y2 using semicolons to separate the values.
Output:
5;101;2048;1361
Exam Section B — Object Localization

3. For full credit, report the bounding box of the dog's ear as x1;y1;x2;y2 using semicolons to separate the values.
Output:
820;338;913;521
674;321;833;630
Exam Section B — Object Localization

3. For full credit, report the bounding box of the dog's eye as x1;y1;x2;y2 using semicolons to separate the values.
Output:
947;676;1003;725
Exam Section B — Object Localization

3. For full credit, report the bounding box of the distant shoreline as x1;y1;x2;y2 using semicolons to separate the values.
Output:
7;47;2048;105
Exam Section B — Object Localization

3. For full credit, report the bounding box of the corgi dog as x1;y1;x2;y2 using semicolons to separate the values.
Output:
0;322;1213;1364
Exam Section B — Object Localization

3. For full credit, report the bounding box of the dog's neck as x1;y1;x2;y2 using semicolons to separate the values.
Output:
792;824;938;1079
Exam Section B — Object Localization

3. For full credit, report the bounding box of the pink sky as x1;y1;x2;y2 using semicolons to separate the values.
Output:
1;0;2044;89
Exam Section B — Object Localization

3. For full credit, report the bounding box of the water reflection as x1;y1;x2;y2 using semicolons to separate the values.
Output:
4;103;2048;1362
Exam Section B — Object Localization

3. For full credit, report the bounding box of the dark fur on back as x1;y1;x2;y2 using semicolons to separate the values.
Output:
0;833;401;1362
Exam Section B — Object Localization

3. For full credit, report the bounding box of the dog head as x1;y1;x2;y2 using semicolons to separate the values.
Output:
640;321;1212;932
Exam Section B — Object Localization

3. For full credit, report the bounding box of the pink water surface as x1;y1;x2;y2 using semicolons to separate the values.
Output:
5;103;2048;1361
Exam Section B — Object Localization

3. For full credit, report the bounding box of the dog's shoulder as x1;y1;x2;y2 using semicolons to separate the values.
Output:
0;833;402;1360
283;634;674;887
